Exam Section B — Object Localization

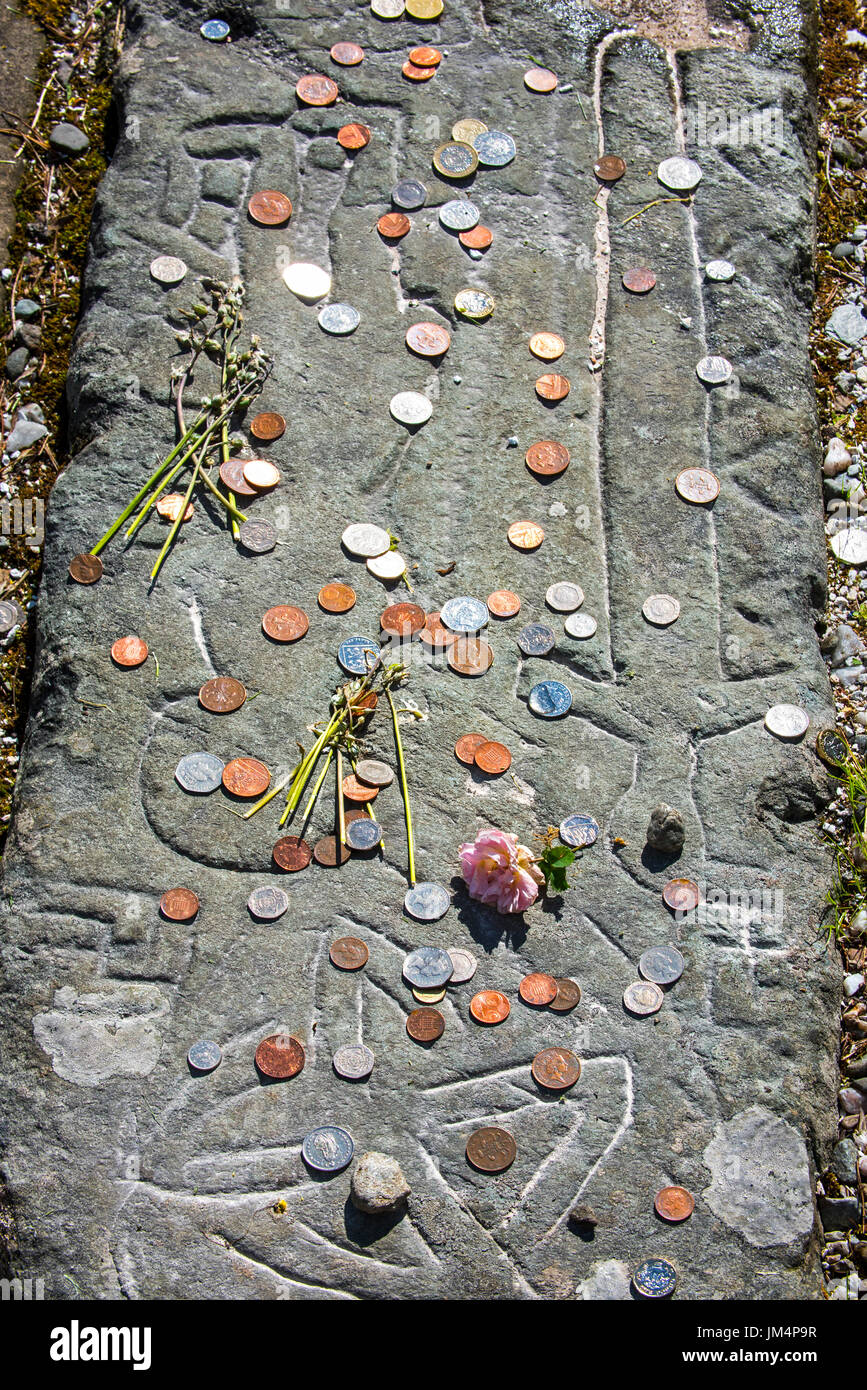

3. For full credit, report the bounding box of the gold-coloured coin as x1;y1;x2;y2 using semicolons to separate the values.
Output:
412;986;446;1003
432;141;478;179
452;117;487;143
406;0;443;17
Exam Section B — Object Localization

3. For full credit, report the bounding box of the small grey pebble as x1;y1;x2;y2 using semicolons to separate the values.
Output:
506;436;519;448
48;121;90;156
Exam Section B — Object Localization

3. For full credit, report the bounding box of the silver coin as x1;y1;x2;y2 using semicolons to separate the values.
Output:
657;156;702;192
355;758;394;787
341;522;390;557
282;262;332;301
440;596;489;633
546;582;584;613
346;817;383;851
333;1043;375;1080
695;354;733;386
175;751;225;794
247;886;290;920
446;947;477;983
705;258;735;282
188;1039;222;1071
392;178;427;210
439;199;480;231
559;813;599;847
0;601;21;634
404;883;452;923
338;635;380;675
372;0;405;16
318;302;360;335
455;288;495;320
633;1258;677;1298
301;1125;355;1173
639;945;684;985
642;594;680;627
564;612;597;639
623;980;664;1015
200;18;230;40
529;679;572;718
390;391;433;425
367;550;406;580
239;519;276;553
830;528;867;565
764;703;810;740
150;254;188;285
517;622;556;657
473;130;516;167
403;944;454;986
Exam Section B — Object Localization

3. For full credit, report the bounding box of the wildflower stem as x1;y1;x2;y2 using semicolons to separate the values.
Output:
387;689;415;886
300;747;333;830
336;748;347;846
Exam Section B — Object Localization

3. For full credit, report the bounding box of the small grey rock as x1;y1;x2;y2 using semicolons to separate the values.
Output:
568;1202;598;1228
19;403;45;424
830;1139;859;1187
308;137;346;171
646;803;686;853
5;420;47;453
15;323;41;351
844;972;865;996
350;1151;410;1215
819;1195;861;1231
828;303;867;346
48;122;90;156
13;298;39;322
833;137;863;168
5;348;29;380
831;624;865;667
833;242;856;259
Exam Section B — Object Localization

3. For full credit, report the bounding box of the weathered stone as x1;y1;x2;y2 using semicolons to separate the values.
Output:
819;1197;862;1232
350;1152;410;1215
827;303;867;346
4;347;28;380
48;121;89;156
577;1259;631;1300
568;1202;598;1228
13;298;39;322
646;803;686;853
703;1107;814;1250
830;1138;859;1187
5;419;47;453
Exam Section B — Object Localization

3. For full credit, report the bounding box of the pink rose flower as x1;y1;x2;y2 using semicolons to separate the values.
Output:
459;828;544;915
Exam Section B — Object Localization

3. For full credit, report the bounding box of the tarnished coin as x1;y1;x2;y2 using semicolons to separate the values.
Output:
565;612;597;639
642;594;680;627
441;596;489;633
200;18;229;40
675;467;720;504
391;178;427;210
524;66;558;92
319;582;356;613
632;1258;677;1298
239;519;277;553
595;154;626;181
247;886;290;921
346;817;383;851
622;266;656;293
705;258;735;282
242;458;280;491
439;199;479;231
111;635;148;667
338;123;371;150
404;884;451;923
318;302;360;334
282;262;332;300
160;887;199;921
662;878;700;913
623;980;664;1015
473;129;516;167
406;0;443;16
550;978;581;1013
559;813;599;847
517;622;556;657
403;59;437;80
454;732;488;764
487;589;521;618
188;1040;221;1072
342;773;379;802
526;440;570;477
459;224;493;250
314;835;351;867
219;457;258;498
418;611;457;648
156;493;193;522
657;155;702;192
815;728;851;771
302;1126;354;1173
250;411;286;442
403;944;453;986
368;550;406;580
262;605;309;642
546;581;584;612
69;552;103;584
448;636;493;676
466;1127;517;1173
296;73;339;106
433;141;479;178
532;1047;581;1090
409;44;442;65
508;519;544;550
248;190;293;226
255;1033;305;1079
765;704;810;740
655;1186;695;1223
149;254;188;285
695;354;733;386
453;116;488;143
372;0;405;16
529;680;572;718
455;288;495;319
406;321;451;356
407;1007;445;1042
331;41;364;65
333;1043;375;1079
519;972;558;1006
222;757;270;798
342;522;390;557
175;752;224;794
338;635;380;675
639;945;685;986
199;676;246;713
330;936;369;970
390;391;433;425
529;331;565;361
474;741;511;774
355;758;394;787
831;528;867;565
470;990;510;1024
535;372;570;401
272;835;313;872
446;947;477;983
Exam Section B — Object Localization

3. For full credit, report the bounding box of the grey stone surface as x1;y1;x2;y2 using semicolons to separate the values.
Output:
0;0;841;1299
350;1152;410;1214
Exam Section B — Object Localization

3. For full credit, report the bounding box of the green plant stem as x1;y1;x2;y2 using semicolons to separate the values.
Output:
150;448;203;582
125;457;188;539
279;713;345;825
91;450;183;555
337;748;347;846
300;747;333;830
387;690;415;886
199;466;247;522
234;765;297;820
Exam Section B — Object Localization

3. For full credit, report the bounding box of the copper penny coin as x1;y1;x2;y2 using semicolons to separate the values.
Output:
459;225;493;250
272;835;313;872
448;637;493;677
219;457;259;498
403;59;437;80
623;266;656;293
318;582;356;613
255;1033;305;1079
111;636;148;668
381;602;426;637
675;467;720;504
524;66;558;92
69;553;103;584
199;676;246;713
535;373;570;402
159;887;199;921
338;123;371;150
532;1046;581;1090
474;741;511;775
406;1007;445;1042
470;990;510;1024
348;689;378;716
248;190;293;226
156;493;193;522
378;212;410;239
330;41;364;65
662;878;700;913
330;936;369;970
594;154;627;181
342;774;378;803
313;835;351;867
406;321;451;357
418;612;457;648
296;73;339;106
526;441;570;478
550;978;581;1012
466;1127;517;1173
222;757;270;798
250;412;286;442
262;605;309;642
487;589;521;618
454;732;488;764
519;971;558;1006
654;1185;695;1222
507;520;545;550
529;332;565;361
409;44;442;65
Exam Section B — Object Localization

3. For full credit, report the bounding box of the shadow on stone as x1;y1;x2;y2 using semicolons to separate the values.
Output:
344;1196;406;1247
450;876;528;951
639;843;681;874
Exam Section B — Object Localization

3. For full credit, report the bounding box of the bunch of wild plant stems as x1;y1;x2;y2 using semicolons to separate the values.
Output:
88;276;273;582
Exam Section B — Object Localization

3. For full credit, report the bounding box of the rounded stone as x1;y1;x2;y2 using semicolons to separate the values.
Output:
5;348;29;380
49;122;90;156
350;1151;410;1214
646;803;685;853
